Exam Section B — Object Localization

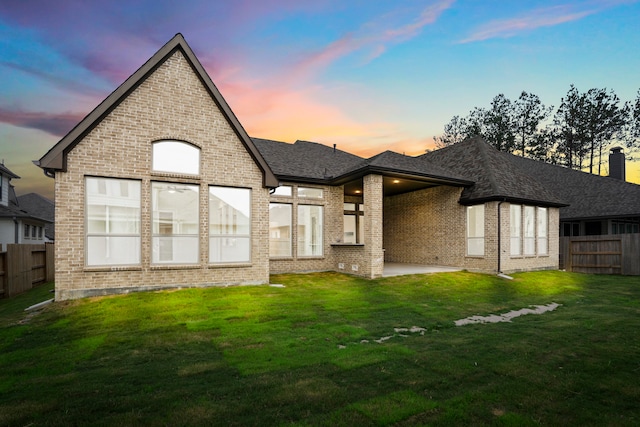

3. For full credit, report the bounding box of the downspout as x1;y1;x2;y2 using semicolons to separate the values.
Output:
497;199;506;274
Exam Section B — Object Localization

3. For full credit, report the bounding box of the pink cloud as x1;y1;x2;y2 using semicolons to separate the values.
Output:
459;1;635;43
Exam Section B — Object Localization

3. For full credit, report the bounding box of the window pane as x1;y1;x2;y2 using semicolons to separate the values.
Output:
298;205;323;256
152;236;199;263
209;187;251;235
272;186;292;196
524;206;535;255
86;177;141;266
87;236;141;265
344;203;356;211
510;205;521;256
269;203;292;257
210;237;250;263
467;205;484;256
152;182;199;264
209;187;250;263
343;215;356;243
152;141;200;175
537;207;548;255
298;187;323;198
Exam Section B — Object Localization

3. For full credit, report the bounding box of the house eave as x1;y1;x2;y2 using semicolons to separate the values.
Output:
459;195;569;208
331;165;474;187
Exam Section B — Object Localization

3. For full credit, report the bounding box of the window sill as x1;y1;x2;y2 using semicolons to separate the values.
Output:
331;243;364;247
208;263;252;268
151;264;201;270
84;266;143;272
270;257;294;260
151;171;201;181
296;256;325;260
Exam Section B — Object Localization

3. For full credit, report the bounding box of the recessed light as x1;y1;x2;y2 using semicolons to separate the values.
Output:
392;179;400;184
355;190;361;194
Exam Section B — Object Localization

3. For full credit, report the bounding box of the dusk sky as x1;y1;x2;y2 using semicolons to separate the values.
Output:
1;0;639;200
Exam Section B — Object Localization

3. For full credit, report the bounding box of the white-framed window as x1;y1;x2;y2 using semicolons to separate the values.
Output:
298;205;323;256
152;140;200;175
466;205;485;256
537;207;548;255
298;187;323;199
510;204;522;256
272;186;292;197
524;206;536;256
151;182;199;264
86;177;141;266
209;186;251;263
269;203;292;257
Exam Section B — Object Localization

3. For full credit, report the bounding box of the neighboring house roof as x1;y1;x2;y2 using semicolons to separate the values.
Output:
0;163;20;179
17;193;55;240
36;33;278;188
0;188;51;224
507;155;640;221
420;137;568;207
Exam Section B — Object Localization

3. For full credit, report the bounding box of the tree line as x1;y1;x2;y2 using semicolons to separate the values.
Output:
434;86;640;175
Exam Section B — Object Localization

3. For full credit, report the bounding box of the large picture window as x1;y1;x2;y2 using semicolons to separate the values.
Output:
152;182;199;264
269;203;292;257
86;177;141;266
467;205;484;256
298;205;323;256
152;140;200;175
209;186;251;263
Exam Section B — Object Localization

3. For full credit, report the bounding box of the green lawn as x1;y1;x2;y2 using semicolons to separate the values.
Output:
1;271;639;426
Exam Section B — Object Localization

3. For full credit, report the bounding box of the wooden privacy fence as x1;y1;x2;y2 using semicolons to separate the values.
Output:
560;234;640;275
0;243;54;298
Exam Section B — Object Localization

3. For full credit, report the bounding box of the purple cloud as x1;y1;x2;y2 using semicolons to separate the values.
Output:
0;107;85;137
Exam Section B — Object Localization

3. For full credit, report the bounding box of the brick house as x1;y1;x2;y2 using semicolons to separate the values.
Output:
38;34;568;300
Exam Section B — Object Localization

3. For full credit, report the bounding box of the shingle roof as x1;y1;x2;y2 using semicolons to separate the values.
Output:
358;150;472;184
420;137;567;206
0;163;20;179
252;138;364;182
253;138;473;188
507;155;640;220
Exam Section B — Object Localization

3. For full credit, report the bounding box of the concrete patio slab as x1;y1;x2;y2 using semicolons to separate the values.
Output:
382;263;462;277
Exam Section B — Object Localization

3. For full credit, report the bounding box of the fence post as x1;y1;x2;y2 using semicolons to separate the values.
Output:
45;243;55;282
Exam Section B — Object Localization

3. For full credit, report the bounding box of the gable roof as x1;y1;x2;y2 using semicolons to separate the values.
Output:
420;137;567;207
0;163;20;179
507;155;640;220
253;138;473;189
36;33;278;188
0;189;51;224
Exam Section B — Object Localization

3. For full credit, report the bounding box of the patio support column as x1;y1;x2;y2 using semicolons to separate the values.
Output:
363;174;384;278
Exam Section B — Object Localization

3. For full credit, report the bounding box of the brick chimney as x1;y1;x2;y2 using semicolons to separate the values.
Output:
609;147;625;181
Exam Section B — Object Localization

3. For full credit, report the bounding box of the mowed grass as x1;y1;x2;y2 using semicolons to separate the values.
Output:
1;271;639;426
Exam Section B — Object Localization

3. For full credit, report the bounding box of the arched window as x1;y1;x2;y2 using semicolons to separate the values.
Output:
152;140;200;175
